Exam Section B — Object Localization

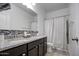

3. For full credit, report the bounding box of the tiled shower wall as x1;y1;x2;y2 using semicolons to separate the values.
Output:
0;30;38;39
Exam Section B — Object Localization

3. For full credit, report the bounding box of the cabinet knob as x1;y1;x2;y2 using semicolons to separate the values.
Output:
22;53;26;56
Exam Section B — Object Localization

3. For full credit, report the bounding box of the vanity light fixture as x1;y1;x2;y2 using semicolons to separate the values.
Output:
0;3;11;11
31;3;36;6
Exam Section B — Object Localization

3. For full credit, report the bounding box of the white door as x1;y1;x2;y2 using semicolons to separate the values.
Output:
68;20;76;55
69;3;79;56
68;20;79;56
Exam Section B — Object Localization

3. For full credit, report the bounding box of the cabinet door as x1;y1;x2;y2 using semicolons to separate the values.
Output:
0;44;27;56
43;42;47;55
43;37;47;55
28;46;38;56
39;43;43;56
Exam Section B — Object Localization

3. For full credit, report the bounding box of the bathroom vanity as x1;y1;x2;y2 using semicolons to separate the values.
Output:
0;36;47;56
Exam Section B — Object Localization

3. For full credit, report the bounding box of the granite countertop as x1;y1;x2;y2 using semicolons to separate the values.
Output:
0;35;47;51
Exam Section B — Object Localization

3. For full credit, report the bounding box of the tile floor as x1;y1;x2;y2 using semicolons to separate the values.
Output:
45;48;69;56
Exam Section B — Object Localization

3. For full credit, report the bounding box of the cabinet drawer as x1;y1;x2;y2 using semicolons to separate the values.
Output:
28;46;38;56
43;37;47;42
37;39;43;44
39;43;44;56
28;39;43;50
28;41;38;50
0;44;27;56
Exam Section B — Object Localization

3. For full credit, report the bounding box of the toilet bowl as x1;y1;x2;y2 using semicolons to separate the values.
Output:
47;43;53;52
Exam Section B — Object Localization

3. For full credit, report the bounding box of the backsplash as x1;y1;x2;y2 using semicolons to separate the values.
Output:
0;30;38;39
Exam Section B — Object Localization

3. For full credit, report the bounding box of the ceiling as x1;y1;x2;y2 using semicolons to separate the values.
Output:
14;3;37;16
37;3;69;13
14;3;69;16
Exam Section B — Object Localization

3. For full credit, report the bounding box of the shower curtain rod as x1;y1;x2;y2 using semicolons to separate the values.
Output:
45;15;70;20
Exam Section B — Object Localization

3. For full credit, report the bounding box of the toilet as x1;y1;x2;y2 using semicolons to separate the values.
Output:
47;43;53;52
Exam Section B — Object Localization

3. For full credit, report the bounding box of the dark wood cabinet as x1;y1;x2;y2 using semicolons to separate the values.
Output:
0;44;27;56
43;42;47;55
27;38;45;56
28;46;38;56
27;39;39;56
0;37;47;56
39;43;44;56
43;37;47;55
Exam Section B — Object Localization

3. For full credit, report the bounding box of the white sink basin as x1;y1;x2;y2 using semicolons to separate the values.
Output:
8;37;36;45
9;39;29;44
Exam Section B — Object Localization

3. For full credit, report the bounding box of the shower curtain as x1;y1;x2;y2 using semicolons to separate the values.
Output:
45;19;54;44
45;16;67;51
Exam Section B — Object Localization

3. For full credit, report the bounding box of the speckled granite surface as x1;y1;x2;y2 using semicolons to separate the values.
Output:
0;35;46;51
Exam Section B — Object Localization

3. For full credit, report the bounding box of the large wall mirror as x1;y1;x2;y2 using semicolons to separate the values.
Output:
14;3;38;31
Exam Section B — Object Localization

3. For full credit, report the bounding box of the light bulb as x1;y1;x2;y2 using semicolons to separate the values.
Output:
22;2;36;10
31;3;36;6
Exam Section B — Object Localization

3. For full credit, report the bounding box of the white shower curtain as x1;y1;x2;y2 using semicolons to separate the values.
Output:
45;16;67;51
45;19;54;44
